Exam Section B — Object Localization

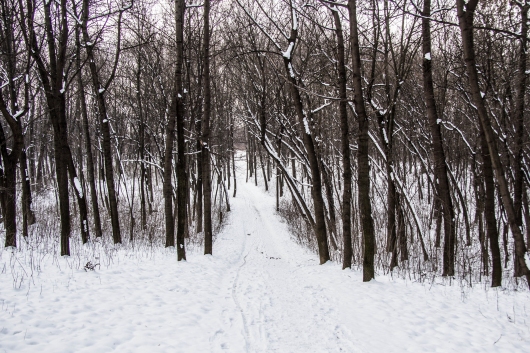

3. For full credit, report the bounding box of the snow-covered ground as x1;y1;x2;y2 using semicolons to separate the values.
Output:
1;155;529;352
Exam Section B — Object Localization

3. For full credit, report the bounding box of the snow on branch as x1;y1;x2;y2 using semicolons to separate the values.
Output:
440;121;476;155
282;42;295;59
311;101;333;114
368;131;387;162
247;113;315;226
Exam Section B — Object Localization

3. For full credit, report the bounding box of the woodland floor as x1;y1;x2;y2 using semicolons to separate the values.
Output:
0;155;530;352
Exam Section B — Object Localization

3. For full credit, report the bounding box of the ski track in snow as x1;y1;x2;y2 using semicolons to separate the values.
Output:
1;153;530;352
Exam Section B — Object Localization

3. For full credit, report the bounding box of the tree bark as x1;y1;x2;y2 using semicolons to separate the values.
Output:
20;147;36;238
349;0;375;280
422;0;456;276
0;2;26;246
175;0;187;260
75;22;102;239
512;2;528;277
480;133;502;286
81;0;121;244
457;0;530;288
24;0;72;255
203;0;213;255
282;4;330;264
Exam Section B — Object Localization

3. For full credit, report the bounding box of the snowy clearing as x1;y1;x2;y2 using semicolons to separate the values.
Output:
1;157;529;352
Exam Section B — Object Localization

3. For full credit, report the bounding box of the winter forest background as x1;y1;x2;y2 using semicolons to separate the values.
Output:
1;0;530;296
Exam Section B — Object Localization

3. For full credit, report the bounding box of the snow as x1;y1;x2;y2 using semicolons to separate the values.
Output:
0;153;529;352
287;62;295;78
368;131;387;162
311;102;332;114
12;110;23;120
282;42;295;59
99;88;105;94
424;52;431;60
382;128;388;144
73;177;84;198
303;117;311;135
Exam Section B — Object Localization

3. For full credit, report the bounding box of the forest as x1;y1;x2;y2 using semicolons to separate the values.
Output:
1;0;529;292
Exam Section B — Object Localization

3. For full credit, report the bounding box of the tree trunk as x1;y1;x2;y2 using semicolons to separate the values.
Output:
480;130;502;286
422;0;456;276
0;124;20;248
1;161;17;248
82;0;121;244
349;0;375;280
76;24;102;239
0;0;29;246
175;0;187;260
259;144;268;191
231;115;237;198
203;0;213;255
282;5;330;265
457;0;530;288
20;147;36;238
137;56;147;232
512;3;528;277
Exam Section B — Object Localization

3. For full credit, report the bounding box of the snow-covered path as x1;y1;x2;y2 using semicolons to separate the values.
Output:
222;177;358;352
1;154;529;352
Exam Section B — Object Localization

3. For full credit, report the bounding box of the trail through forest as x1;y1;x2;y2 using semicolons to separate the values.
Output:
0;154;529;352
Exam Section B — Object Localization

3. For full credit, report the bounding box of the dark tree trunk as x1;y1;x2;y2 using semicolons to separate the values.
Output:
457;0;530;288
196;125;204;233
253;137;258;186
282;5;330;265
396;193;408;261
422;0;456;276
51;99;71;256
203;0;213;255
137;56;147;232
480;133;502;286
1;161;17;247
512;3;528;277
349;0;375;280
20;147;36;238
275;125;284;211
81;0;121;244
75;23;102;239
321;162;337;242
0;0;29;246
163;58;177;248
523;191;530;247
231;115;237;198
0;124;21;248
259;144;268;191
175;0;187;261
